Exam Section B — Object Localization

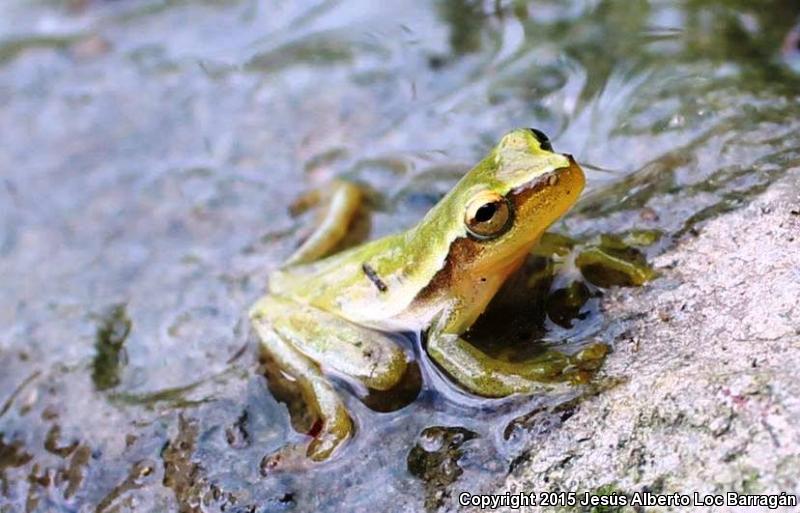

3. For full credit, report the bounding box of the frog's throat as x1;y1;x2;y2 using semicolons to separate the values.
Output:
413;235;481;303
409;234;528;332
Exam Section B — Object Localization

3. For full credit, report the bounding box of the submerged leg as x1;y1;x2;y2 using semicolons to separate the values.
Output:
251;312;351;461
250;295;408;461
426;309;607;398
284;180;362;266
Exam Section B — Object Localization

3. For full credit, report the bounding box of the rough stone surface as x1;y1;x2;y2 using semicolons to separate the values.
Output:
472;169;800;512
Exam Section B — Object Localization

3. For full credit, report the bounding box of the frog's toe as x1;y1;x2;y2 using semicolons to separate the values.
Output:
361;345;407;391
570;342;609;369
306;404;353;461
260;407;352;471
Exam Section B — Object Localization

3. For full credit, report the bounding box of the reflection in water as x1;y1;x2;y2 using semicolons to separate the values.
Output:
1;0;800;511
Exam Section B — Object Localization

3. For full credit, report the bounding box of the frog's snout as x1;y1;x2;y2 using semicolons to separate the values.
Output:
559;154;586;200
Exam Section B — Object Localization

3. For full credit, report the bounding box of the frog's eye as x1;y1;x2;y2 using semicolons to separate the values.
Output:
528;128;553;152
464;191;513;240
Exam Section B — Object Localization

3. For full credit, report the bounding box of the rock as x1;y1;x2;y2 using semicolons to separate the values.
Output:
471;168;800;512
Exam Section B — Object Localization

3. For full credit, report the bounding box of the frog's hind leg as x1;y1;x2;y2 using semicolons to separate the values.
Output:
285;180;362;266
251;305;351;462
250;295;408;461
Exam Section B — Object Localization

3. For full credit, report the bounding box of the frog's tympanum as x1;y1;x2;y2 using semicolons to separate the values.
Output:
251;128;594;461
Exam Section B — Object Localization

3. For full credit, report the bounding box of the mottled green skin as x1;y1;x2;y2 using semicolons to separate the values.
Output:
251;129;590;462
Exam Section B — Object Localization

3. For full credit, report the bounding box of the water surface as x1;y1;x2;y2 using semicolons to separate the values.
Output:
1;1;799;511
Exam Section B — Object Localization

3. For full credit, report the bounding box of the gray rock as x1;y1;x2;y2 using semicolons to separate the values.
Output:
475;169;800;512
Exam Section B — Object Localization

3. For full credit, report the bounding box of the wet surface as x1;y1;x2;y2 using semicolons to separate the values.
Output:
1;1;799;511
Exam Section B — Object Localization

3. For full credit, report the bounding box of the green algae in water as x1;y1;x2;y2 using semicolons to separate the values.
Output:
0;34;80;65
407;426;478;512
91;304;132;391
0;436;33;491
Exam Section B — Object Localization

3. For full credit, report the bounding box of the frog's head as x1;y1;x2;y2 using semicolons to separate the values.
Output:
417;128;585;297
468;127;584;239
458;127;584;271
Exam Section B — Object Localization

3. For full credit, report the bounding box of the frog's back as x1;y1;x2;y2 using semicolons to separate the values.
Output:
268;235;393;297
267;230;435;326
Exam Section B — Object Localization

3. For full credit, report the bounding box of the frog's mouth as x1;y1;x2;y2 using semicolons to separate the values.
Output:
507;155;584;217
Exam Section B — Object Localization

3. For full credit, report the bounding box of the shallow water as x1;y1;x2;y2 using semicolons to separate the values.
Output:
1;1;799;512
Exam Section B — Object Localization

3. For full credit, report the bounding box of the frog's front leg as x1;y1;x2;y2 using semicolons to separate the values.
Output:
426;308;607;398
250;295;408;461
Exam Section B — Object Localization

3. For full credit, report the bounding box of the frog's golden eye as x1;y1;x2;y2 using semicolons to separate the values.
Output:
464;191;513;240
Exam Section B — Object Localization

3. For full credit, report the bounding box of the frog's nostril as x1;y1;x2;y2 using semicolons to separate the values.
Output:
528;128;553;151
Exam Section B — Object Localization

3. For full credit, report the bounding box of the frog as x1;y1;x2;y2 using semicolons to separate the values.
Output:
250;128;605;462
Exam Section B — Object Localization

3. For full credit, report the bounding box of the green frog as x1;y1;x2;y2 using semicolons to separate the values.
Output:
251;128;603;462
